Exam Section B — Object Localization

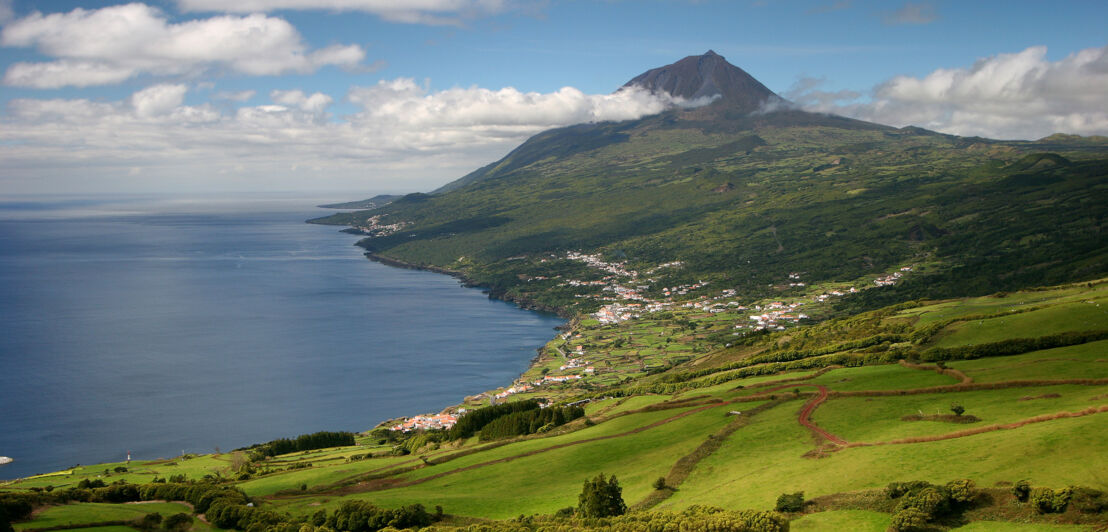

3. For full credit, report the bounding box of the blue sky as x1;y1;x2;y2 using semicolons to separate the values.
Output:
1;0;1106;195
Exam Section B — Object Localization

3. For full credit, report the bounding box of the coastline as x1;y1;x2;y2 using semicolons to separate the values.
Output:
361;250;574;320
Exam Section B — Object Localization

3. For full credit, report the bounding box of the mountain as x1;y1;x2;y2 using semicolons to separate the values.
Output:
312;52;1108;317
622;50;782;111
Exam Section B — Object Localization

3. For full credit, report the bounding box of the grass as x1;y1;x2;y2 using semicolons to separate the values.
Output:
13;502;192;530
658;397;1108;512
267;403;738;519
804;363;960;392
812;384;1108;443
949;340;1108;383
932;299;1108;348
790;510;891;531
239;454;415;496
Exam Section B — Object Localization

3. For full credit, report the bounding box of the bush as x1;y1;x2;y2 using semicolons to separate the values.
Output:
885;480;932;499
163;513;193;531
897;486;949;517
1030;487;1072;514
652;477;667;491
1012;479;1032;502
945;479;976;504
135;512;162;532
889;507;931;532
774;491;804;513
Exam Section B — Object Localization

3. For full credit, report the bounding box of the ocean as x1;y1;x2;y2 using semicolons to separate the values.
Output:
0;194;564;480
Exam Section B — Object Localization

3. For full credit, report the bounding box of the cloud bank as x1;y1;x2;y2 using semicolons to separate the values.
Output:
788;44;1108;140
1;3;365;88
0;80;684;192
175;0;510;26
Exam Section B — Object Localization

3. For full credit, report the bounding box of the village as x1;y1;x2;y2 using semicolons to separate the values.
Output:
391;252;916;428
352;214;411;237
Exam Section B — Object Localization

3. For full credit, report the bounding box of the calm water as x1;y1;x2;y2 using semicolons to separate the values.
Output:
0;195;563;480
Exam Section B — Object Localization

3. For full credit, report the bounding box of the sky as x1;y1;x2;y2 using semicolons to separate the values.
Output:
0;0;1105;196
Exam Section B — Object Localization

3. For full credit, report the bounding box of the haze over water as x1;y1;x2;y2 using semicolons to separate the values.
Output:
0;195;564;480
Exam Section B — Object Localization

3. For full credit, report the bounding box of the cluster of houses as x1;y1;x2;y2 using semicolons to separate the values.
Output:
494;384;534;401
390;413;459;432
875;266;913;287
737;301;810;331
565;251;638;278
354;214;411;237
814;287;857;302
662;281;709;297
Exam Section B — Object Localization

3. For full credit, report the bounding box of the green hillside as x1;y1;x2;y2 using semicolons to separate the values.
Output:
312;109;1108;316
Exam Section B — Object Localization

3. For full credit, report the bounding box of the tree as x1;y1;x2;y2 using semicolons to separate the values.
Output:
652;477;667;491
577;473;626;518
775;492;804;512
950;403;965;416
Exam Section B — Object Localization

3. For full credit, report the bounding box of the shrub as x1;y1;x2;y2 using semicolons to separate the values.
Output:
774;491;804;513
950;403;965;416
945;479;976;503
1031;487;1072;514
136;512;162;532
897;486;949;517
1012;479;1032;502
163;513;192;531
885;480;932;499
652;477;667;491
889;507;931;532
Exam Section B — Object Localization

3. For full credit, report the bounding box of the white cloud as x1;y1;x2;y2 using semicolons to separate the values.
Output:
0;79;681;193
271;89;333;118
0;3;366;88
131;84;189;117
175;0;509;26
789;45;1108;140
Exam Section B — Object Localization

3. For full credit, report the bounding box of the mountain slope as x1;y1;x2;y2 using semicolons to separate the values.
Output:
313;52;1108;316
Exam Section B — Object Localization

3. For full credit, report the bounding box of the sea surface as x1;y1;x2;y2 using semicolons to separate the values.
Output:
0;194;564;480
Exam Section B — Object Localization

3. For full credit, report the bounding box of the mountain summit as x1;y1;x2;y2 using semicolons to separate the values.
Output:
622;50;782;112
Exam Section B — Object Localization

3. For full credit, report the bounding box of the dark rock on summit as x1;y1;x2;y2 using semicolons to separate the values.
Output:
622;50;783;112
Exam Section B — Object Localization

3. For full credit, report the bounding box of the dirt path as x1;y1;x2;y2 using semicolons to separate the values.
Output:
797;385;847;445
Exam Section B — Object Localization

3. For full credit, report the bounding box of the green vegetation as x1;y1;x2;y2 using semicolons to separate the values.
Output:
577;473;626;517
7;64;1108;529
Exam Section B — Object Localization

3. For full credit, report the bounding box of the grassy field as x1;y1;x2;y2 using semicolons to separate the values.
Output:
791;510;891;531
268;403;740;519
813;384;1108;443
804;364;960;391
13;502;192;530
659;397;1108;512
933;300;1108;348
949;340;1108;383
